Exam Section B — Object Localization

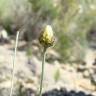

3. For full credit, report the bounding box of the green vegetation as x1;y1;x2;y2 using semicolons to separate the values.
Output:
54;68;61;83
54;0;96;62
0;0;96;62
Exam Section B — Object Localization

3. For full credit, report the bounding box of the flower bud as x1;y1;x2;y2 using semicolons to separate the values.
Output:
39;25;55;48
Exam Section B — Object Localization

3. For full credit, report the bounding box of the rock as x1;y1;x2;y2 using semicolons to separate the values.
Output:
83;70;90;78
0;29;9;43
90;72;96;89
77;64;87;72
92;59;96;65
46;49;61;62
42;88;94;96
84;49;96;68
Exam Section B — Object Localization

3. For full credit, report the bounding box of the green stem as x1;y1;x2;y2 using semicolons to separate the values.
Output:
39;47;47;96
9;31;19;96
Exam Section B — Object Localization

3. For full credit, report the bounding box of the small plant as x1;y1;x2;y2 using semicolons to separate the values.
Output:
38;25;55;96
54;68;61;83
9;31;20;96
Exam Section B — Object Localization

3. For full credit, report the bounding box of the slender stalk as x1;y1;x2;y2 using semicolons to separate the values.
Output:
9;31;19;96
39;47;47;96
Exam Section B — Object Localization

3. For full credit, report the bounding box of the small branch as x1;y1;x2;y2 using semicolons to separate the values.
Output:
9;31;19;96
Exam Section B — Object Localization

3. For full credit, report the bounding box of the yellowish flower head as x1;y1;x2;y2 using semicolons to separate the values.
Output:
45;25;53;38
39;25;55;48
